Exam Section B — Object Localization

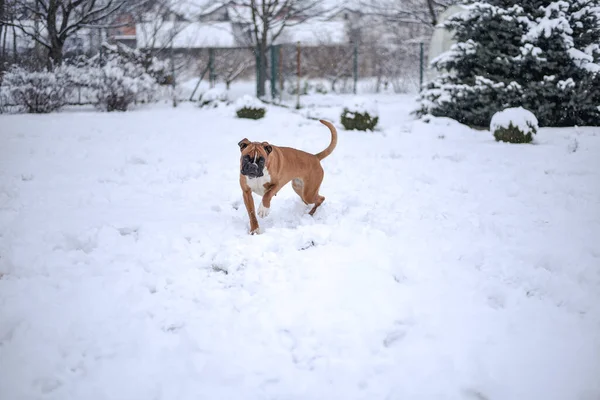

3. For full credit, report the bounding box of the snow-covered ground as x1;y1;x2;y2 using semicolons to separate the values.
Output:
1;95;599;400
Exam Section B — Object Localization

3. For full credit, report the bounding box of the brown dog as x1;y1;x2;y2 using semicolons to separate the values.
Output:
238;119;338;234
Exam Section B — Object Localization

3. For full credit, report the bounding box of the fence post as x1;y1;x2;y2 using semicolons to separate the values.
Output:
270;45;277;101
170;13;177;107
296;41;301;109
353;41;358;94
279;45;283;100
209;48;215;88
419;42;424;90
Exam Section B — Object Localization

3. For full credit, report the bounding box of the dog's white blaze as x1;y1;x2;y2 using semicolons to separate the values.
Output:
246;169;271;196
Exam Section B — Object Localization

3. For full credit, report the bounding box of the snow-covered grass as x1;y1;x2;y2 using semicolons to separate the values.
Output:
1;97;600;400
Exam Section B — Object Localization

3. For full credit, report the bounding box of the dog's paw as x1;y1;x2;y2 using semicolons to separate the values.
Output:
257;203;270;218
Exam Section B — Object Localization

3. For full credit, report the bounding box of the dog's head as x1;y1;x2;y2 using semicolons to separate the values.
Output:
238;138;273;178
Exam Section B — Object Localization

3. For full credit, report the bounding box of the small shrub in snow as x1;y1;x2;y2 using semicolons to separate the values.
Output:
490;107;538;144
341;97;379;131
3;66;71;113
235;95;266;119
101;43;170;85
314;82;328;94
199;88;228;108
86;54;157;112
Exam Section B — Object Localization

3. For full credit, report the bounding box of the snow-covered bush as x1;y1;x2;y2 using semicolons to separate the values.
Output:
235;95;266;119
490;107;538;144
2;66;71;113
69;46;158;112
341;97;379;131
314;81;328;94
199;88;228;108
101;42;170;85
88;58;157;112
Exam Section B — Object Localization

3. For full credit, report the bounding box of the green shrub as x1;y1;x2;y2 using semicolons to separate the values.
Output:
490;107;538;144
341;109;378;131
236;107;266;120
493;123;534;143
234;95;266;119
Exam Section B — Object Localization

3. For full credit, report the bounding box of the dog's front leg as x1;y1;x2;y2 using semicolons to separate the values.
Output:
242;188;260;234
258;182;284;218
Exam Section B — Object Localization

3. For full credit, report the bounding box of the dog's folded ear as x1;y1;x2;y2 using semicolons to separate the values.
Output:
262;142;273;154
238;138;250;151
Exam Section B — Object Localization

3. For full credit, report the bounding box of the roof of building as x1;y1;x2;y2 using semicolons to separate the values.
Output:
136;21;242;48
274;20;348;45
136;18;349;49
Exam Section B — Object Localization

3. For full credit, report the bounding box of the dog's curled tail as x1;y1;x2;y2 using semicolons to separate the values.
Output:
315;119;338;161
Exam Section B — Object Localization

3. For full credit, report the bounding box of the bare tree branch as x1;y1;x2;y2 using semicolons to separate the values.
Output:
359;0;457;27
0;0;146;68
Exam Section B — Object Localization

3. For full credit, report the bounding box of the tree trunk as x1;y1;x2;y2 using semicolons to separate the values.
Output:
1;26;7;66
12;25;16;63
45;1;64;70
47;42;64;69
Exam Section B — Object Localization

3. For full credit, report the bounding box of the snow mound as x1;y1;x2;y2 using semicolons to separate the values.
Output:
201;88;228;103
234;95;265;111
490;107;538;133
343;96;379;116
200;88;229;108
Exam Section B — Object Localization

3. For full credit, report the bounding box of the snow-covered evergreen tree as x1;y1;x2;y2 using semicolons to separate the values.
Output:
416;0;600;127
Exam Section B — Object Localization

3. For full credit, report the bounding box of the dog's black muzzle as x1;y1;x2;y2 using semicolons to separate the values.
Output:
241;155;265;178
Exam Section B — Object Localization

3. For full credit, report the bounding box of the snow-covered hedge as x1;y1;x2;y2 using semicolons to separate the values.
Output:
235;95;266;119
341;97;379;131
490;107;538;144
101;42;170;85
87;58;157;112
0;41;166;114
199;88;228;108
2;66;72;113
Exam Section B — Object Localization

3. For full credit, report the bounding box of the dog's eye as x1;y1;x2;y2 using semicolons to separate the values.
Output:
243;155;251;162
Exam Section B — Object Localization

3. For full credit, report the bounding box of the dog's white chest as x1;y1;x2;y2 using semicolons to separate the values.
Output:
246;170;271;196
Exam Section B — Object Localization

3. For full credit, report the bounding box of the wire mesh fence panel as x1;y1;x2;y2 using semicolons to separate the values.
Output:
266;41;428;102
172;41;428;104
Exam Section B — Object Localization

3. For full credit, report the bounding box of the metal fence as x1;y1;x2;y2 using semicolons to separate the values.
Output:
0;40;429;112
163;40;428;102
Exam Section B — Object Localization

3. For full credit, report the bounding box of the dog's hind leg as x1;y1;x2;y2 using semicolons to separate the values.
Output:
308;195;325;216
292;178;308;204
301;169;325;216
